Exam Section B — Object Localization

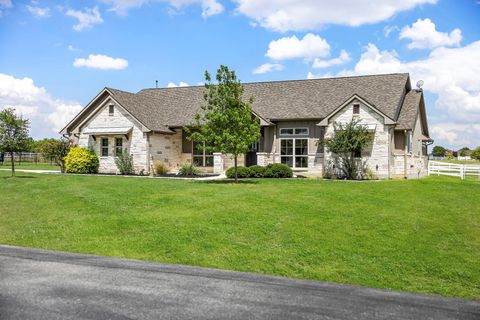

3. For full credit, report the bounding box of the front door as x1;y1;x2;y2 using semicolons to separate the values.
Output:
245;142;258;167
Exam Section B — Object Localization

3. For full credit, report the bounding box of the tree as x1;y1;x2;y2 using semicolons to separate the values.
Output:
471;147;480;161
0;108;30;176
458;147;471;157
324;119;374;180
187;65;261;182
432;145;446;157
37;138;71;173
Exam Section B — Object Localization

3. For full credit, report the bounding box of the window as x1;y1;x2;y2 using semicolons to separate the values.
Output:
115;138;123;156
280;128;294;135
280;127;309;136
281;138;308;168
109;105;114;116
353;104;360;115
101;138;109;157
192;141;213;167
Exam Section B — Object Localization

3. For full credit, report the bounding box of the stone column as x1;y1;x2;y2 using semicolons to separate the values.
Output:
257;152;266;167
213;153;224;174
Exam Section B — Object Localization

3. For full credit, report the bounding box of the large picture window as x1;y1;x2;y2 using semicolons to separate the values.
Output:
281;138;308;168
192;141;213;167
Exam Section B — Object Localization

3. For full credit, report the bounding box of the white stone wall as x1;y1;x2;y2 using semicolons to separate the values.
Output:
149;131;184;173
77;99;148;174
323;98;391;179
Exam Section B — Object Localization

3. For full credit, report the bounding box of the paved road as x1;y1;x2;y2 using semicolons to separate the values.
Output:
0;245;478;320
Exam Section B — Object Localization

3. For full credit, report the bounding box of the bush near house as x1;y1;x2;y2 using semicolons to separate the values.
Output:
64;147;99;174
153;161;169;175
178;163;200;176
264;163;293;178
114;150;134;175
248;165;265;177
226;164;292;179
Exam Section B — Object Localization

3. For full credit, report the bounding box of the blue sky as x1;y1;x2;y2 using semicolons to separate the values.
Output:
0;0;479;149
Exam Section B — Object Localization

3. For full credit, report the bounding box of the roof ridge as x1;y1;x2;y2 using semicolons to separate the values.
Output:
137;73;410;92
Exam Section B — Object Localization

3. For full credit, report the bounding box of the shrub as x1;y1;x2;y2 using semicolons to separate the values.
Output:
471;147;480;161
263;163;293;178
248;165;265;178
225;166;250;178
64;147;99;174
153;161;169;175
115;150;134;175
178;163;200;176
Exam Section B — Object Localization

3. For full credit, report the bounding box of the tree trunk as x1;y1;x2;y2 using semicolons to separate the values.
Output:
10;151;15;177
234;156;238;183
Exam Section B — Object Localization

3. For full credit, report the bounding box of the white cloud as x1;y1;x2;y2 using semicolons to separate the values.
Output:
104;0;223;17
312;50;350;69
253;63;284;74
332;41;480;148
430;123;480;147
66;6;103;31
400;18;462;49
266;34;330;61
67;45;79;52
27;2;51;18
0;73;82;137
0;0;12;15
234;0;437;32
167;81;189;87
73;54;128;70
383;25;399;37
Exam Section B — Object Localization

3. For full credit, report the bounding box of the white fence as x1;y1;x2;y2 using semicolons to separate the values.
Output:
428;161;480;180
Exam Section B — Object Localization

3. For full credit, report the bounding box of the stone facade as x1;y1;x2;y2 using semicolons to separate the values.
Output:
73;95;428;179
323;98;391;179
77;99;148;174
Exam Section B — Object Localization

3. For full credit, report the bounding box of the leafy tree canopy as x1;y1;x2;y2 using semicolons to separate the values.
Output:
0;108;30;176
432;145;446;157
324;119;373;179
187;65;260;182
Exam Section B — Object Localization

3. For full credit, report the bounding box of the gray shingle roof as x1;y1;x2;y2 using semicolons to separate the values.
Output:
102;73;415;131
396;90;422;130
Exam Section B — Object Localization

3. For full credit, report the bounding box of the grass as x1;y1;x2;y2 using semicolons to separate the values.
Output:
0;162;60;171
1;171;479;299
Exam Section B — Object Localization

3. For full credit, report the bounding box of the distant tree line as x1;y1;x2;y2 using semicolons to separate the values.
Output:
432;145;480;160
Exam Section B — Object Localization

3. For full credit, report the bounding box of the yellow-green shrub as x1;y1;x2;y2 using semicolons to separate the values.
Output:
64;147;99;174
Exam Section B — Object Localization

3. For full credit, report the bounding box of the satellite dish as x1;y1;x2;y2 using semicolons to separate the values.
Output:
416;80;424;90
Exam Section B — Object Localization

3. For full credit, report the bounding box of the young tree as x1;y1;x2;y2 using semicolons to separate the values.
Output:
37;138;71;173
458;147;471;157
188;65;260;182
471;147;480;161
0;108;30;176
324;119;373;179
432;145;446;157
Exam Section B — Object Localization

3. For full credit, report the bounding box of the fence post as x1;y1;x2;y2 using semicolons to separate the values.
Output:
460;165;464;180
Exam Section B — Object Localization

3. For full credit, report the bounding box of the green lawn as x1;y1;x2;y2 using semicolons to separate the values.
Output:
438;159;480;164
0;162;60;171
1;171;479;299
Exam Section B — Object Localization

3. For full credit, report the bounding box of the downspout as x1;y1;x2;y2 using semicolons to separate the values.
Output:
273;125;277;163
404;130;408;179
387;127;391;179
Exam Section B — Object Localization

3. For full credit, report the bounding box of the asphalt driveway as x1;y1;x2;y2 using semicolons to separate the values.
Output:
0;245;478;320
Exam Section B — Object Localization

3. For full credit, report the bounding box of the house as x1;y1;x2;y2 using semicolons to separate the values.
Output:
60;73;432;179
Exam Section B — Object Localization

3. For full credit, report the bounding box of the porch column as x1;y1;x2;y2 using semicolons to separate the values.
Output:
213;153;224;174
257;152;266;166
